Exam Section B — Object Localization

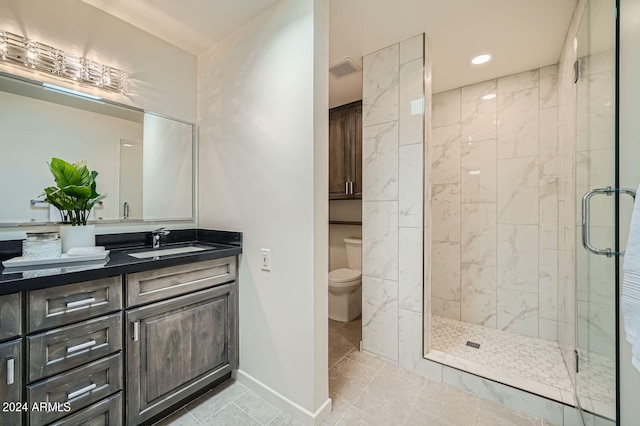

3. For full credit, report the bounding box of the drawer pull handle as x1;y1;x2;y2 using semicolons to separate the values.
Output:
66;340;97;353
6;357;14;385
133;321;140;342
66;297;96;309
67;382;97;400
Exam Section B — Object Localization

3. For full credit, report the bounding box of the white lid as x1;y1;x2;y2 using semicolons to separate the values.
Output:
343;237;362;245
329;268;361;283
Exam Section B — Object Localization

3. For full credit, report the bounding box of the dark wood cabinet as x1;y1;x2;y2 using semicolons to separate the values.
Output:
0;339;22;426
126;283;237;425
329;101;362;199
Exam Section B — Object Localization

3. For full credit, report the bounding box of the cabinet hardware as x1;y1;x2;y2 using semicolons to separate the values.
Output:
133;321;140;342
345;182;349;195
66;340;97;353
66;297;96;309
6;357;14;385
349;181;354;195
67;382;97;400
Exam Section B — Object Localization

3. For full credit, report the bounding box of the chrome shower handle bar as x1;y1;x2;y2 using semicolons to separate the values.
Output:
582;186;636;257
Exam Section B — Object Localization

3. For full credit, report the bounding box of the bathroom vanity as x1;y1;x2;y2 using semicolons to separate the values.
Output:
0;229;241;426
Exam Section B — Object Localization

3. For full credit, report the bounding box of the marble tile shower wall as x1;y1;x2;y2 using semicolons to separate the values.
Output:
430;66;560;340
362;35;426;363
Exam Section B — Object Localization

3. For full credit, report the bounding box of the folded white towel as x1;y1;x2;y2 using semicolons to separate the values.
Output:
66;246;106;256
622;183;640;372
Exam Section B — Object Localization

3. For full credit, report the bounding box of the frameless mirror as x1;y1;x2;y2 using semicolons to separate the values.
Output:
0;72;194;225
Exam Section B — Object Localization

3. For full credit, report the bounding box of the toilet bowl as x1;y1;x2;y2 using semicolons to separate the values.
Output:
329;237;362;322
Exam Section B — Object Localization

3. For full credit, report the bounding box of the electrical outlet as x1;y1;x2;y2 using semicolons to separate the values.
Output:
261;249;271;271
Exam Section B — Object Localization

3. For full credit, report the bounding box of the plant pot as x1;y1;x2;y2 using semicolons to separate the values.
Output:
59;224;96;253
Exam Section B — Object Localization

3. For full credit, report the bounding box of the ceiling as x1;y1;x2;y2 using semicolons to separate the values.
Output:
81;0;578;107
79;0;281;54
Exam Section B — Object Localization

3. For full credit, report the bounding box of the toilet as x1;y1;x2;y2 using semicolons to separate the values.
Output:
329;237;362;322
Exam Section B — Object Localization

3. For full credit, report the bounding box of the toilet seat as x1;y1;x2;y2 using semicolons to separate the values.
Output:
329;268;361;287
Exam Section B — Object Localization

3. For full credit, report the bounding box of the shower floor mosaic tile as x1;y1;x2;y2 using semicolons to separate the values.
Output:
429;315;616;419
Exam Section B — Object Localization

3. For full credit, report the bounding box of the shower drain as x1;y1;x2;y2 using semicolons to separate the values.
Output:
466;341;481;349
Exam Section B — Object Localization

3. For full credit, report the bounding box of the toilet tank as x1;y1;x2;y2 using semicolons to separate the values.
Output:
343;237;362;271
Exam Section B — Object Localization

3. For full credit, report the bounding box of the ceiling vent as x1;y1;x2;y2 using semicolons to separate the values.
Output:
329;57;362;79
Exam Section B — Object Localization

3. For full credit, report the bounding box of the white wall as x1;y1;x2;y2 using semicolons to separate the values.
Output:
619;0;640;422
198;0;330;423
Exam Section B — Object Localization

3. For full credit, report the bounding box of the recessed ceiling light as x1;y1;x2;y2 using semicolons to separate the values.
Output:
471;54;491;65
482;93;496;100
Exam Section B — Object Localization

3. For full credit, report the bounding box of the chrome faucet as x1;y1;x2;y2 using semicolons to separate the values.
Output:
152;227;170;248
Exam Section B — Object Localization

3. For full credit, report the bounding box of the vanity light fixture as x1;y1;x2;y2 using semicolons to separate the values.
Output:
471;54;491;65
0;29;128;94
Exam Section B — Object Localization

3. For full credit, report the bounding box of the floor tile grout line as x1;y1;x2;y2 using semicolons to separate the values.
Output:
329;346;357;370
334;355;389;426
186;385;249;423
231;400;280;426
471;396;480;426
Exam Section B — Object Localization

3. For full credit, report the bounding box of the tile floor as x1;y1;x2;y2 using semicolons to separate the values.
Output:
154;380;304;426
155;317;564;425
327;317;559;426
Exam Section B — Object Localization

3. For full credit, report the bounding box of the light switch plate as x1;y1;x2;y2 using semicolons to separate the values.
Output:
261;249;271;271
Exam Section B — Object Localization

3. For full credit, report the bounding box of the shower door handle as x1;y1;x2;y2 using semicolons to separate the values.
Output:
582;186;636;257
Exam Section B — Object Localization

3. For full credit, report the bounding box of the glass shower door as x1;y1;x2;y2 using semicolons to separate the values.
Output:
574;0;620;421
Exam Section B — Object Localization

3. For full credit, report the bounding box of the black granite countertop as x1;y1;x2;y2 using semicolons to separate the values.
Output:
0;229;242;294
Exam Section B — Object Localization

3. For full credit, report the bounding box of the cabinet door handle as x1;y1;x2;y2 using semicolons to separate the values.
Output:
66;340;97;353
66;297;96;309
6;357;14;385
67;382;96;400
345;182;349;195
132;321;140;342
350;181;354;195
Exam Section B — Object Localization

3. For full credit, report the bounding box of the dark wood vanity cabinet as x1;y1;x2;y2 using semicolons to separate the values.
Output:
329;101;362;199
0;293;22;426
126;284;236;424
1;255;238;425
125;256;238;425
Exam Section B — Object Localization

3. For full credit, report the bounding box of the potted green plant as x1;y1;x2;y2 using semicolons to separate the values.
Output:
40;158;107;252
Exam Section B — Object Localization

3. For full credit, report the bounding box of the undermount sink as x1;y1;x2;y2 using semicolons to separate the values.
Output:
128;245;209;259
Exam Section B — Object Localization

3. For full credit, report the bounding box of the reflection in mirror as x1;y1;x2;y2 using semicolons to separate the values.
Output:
0;73;195;225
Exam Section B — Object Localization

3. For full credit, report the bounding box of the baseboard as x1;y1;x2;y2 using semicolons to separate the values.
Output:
235;369;332;426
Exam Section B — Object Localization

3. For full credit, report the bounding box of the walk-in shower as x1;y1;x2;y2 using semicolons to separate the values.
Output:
425;0;619;423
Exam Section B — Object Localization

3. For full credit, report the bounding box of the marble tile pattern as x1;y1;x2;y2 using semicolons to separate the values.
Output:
362;277;399;362
362;44;399;126
431;65;559;339
362;201;398;281
362;122;398;201
398;144;423;227
398;227;423;312
362;35;426;365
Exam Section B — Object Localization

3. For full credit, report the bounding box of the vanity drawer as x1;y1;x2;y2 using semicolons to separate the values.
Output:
28;353;122;425
28;276;122;332
49;392;122;426
0;293;21;340
127;257;236;307
28;313;122;382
